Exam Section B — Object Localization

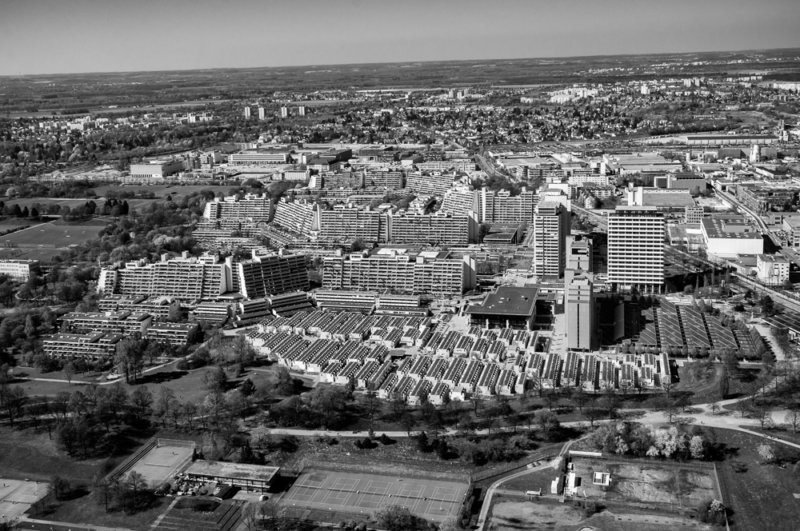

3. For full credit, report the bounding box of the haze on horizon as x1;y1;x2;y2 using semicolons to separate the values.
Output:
1;0;799;77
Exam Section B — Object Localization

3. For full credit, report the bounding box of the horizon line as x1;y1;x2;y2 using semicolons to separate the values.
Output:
1;46;798;79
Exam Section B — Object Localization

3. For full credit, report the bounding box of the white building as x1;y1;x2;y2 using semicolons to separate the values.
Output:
756;254;790;285
700;217;763;258
607;206;664;291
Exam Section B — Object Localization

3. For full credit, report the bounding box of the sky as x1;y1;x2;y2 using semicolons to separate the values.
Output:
1;0;799;76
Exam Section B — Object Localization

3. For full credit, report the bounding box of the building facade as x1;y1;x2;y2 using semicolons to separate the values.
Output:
607;206;665;291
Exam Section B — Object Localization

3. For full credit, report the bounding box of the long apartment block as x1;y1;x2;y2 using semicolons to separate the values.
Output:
203;193;273;222
322;250;476;296
99;250;307;301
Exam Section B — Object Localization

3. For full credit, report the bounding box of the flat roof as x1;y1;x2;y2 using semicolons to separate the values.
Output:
184;460;279;482
641;191;696;208
701;217;762;239
467;286;538;317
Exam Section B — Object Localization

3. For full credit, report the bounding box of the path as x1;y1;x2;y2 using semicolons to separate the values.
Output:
475;438;580;531
17;516;133;531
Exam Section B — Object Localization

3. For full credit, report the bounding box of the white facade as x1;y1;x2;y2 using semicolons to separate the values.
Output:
607;206;664;290
756;254;790;285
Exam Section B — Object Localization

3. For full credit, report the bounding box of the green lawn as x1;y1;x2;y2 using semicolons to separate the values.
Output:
0;428;101;484
700;427;800;531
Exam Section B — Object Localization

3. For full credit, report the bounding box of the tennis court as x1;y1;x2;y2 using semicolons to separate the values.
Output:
281;468;469;523
124;444;194;487
0;479;48;523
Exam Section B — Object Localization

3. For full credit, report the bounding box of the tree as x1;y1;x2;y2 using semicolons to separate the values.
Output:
757;443;775;464
52;475;72;501
155;386;176;427
652;396;680;423
130;386;153;423
203;366;227;393
0;385;27;425
584;407;605;428
785;407;800;434
63;361;75;385
761;295;775;317
536;410;560;440
375;505;429;531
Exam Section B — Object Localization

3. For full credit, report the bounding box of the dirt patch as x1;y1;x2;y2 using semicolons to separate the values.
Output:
489;500;583;531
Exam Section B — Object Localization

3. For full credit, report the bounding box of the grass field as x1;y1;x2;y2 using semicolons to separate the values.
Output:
0;220;105;248
0;429;101;484
281;467;469;524
709;427;800;531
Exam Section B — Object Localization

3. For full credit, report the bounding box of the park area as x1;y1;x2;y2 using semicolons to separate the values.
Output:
280;467;470;524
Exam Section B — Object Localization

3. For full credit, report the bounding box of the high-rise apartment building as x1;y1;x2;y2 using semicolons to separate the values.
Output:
318;207;388;244
257;106;265;120
482;189;537;224
98;251;307;301
243;106;251;119
388;212;478;246
235;253;309;299
440;188;481;219
203;194;273;223
99;254;228;300
607;206;665;291
280;106;288;118
532;202;570;278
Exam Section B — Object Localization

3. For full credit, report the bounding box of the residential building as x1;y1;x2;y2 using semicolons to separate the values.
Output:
756;254;790;286
203;194;273;223
388;211;478;246
566;275;595;351
235;252;309;299
0;259;39;281
532;202;570;278
98;253;228;300
322;250;476;296
607;206;665;291
482;189;537;224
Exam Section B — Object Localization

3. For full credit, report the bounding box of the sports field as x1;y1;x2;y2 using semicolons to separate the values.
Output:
0;220;105;248
124;444;194;488
281;468;469;523
0;479;48;522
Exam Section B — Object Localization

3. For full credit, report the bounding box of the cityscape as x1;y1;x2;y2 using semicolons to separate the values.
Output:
1;1;800;531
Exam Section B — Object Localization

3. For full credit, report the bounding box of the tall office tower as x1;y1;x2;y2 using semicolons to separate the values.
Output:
566;274;595;351
298;106;306;116
280;106;288;118
243;106;251;120
607;206;664;292
532;202;570;278
257;106;265;120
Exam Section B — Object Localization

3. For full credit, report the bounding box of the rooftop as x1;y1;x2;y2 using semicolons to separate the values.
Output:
466;286;539;317
701;217;761;239
184;460;280;482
